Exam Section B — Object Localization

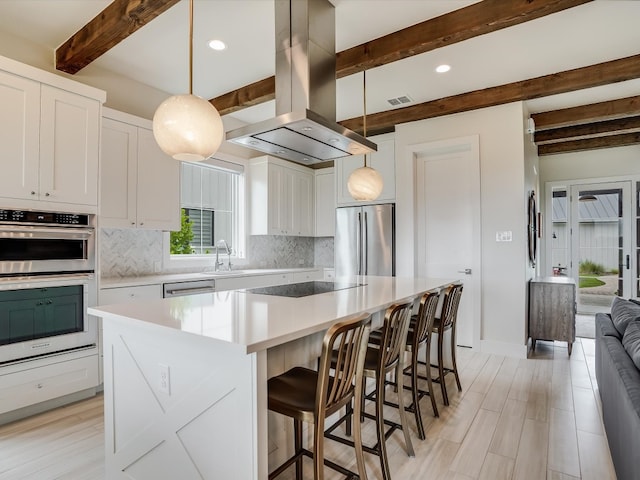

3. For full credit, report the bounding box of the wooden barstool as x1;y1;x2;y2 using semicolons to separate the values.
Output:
370;290;441;440
403;289;441;438
326;301;415;480
267;313;372;480
428;283;464;405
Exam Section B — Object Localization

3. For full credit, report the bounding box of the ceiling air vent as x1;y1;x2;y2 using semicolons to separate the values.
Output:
387;95;413;106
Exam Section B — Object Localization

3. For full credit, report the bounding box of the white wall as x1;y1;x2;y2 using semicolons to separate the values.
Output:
396;102;529;356
539;144;640;184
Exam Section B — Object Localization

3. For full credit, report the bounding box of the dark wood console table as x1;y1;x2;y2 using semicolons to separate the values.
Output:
528;276;576;355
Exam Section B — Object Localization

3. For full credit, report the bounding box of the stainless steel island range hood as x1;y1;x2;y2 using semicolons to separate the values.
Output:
226;0;376;166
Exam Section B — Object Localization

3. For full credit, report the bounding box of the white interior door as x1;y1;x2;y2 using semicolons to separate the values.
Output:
415;136;481;348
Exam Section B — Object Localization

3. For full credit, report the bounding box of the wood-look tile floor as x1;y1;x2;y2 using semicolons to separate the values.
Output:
0;338;616;480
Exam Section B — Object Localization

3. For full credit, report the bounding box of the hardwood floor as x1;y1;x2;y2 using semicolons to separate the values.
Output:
0;338;616;479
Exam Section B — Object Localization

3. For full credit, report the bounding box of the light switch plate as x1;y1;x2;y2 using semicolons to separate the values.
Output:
496;231;513;242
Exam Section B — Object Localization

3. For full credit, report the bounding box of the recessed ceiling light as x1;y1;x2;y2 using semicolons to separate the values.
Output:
435;64;451;73
208;39;226;51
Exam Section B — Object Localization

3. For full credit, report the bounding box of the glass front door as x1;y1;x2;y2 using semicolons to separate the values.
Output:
569;182;633;314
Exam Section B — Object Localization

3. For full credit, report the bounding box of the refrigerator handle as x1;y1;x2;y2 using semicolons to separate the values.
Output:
364;212;368;275
357;212;362;275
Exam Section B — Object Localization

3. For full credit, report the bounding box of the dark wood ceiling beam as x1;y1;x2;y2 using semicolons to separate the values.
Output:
534;116;640;144
538;132;640;155
336;0;593;79
56;0;180;74
338;53;640;137
210;0;593;111
532;95;640;130
210;77;275;115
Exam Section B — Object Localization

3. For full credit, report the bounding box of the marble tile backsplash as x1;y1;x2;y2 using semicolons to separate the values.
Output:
247;235;314;269
100;228;163;277
100;229;334;277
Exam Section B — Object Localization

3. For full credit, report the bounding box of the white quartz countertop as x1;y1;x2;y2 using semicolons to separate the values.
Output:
100;267;324;289
89;275;454;354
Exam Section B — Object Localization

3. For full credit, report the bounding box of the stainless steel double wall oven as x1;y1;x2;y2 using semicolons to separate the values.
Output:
0;209;97;364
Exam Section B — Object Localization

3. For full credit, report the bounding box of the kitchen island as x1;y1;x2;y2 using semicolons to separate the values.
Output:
89;275;453;479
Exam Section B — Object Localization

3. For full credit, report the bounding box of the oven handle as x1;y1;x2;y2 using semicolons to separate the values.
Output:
0;226;93;239
0;272;94;285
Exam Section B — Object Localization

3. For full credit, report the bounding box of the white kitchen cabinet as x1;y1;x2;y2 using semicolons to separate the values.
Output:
100;108;180;231
336;133;395;206
216;272;293;291
294;169;314;236
0;70;40;203
215;269;322;292
292;269;323;282
323;268;335;281
314;167;335;236
0;352;98;416
250;156;314;236
40;86;101;206
0;66;102;210
99;284;163;305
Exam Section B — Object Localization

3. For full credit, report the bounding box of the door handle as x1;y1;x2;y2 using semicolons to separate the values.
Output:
457;268;472;275
626;254;630;270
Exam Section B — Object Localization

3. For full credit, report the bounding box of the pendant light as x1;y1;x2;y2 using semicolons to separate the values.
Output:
347;70;383;201
153;0;224;161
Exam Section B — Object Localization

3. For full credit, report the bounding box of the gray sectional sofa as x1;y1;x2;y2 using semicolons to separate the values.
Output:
595;297;640;480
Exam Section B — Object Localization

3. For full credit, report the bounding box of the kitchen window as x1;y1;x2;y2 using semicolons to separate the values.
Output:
167;159;245;265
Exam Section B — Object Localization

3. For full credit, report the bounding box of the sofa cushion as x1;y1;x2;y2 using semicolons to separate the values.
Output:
610;296;640;336
622;321;640;370
595;312;621;339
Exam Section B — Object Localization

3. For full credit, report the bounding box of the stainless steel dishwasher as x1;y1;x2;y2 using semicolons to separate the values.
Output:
162;279;216;298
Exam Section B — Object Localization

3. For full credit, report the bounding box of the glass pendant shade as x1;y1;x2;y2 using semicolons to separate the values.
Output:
153;93;224;161
347;165;383;201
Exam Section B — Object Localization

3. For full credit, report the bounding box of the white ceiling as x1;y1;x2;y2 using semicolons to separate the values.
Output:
0;0;638;127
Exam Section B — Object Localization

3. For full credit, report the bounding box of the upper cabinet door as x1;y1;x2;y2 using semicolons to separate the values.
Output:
0;71;40;201
250;156;316;237
39;85;100;206
136;127;180;231
267;163;286;235
293;170;314;236
315;169;335;237
100;117;138;228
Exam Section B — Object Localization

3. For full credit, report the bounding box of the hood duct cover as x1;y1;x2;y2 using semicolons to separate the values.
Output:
226;0;376;165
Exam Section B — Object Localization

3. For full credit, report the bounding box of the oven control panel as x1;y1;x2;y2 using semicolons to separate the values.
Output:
0;209;89;225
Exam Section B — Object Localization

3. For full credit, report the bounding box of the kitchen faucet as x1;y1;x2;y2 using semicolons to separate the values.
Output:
215;239;232;271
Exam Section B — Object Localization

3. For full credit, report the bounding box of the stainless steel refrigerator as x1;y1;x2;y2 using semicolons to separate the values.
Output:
335;204;395;277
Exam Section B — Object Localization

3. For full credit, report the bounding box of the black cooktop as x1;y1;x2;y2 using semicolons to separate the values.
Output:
244;281;365;298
